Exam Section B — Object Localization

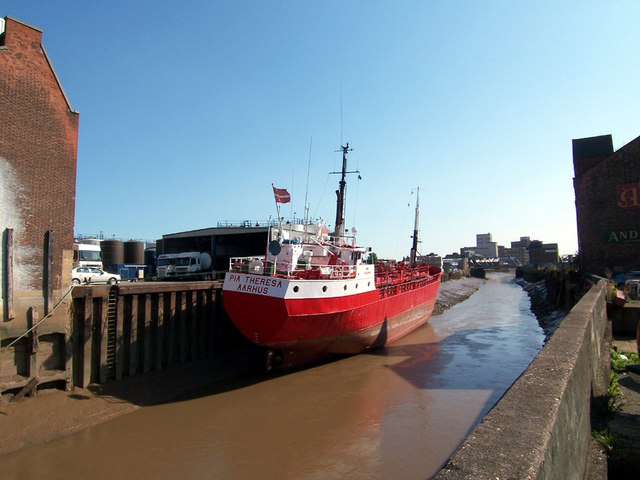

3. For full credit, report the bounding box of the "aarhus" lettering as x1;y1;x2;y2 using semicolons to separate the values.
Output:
227;273;284;296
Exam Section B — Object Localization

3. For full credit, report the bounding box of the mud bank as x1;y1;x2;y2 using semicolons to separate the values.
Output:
433;276;485;316
516;278;567;340
0;276;485;456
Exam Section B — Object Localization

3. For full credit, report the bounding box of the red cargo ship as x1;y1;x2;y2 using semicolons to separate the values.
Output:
222;144;441;359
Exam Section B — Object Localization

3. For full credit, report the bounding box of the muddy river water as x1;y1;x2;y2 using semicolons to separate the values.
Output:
1;272;545;479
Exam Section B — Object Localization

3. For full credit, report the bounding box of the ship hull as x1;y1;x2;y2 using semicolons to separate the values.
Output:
223;274;440;355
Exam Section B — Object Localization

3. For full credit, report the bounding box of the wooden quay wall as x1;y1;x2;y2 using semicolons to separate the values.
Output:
71;281;251;388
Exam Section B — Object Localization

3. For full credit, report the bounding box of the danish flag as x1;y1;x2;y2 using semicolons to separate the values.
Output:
272;185;291;204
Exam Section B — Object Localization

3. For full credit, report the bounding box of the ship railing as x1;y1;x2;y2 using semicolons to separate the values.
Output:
228;256;358;279
376;270;440;298
229;256;270;274
289;263;357;280
374;263;434;287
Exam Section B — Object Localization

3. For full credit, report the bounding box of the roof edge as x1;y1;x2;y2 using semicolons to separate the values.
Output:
41;44;78;115
4;16;42;33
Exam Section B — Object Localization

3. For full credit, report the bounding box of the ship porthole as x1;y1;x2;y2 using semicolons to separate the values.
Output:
368;281;371;286
293;286;299;293
322;286;327;292
343;285;347;290
355;283;358;289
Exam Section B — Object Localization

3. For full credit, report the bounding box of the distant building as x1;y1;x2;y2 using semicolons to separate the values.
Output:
421;254;442;269
460;233;498;258
573;133;640;275
463;233;557;267
528;241;559;265
460;246;476;257
443;257;469;272
511;236;532;249
502;246;528;266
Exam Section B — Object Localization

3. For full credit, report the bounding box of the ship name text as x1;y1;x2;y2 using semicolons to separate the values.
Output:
227;274;283;295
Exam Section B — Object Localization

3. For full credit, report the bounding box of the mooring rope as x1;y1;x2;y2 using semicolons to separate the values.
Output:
1;285;74;350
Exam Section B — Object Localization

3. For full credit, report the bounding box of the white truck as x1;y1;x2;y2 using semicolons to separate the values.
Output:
73;243;103;269
156;253;178;279
169;252;214;280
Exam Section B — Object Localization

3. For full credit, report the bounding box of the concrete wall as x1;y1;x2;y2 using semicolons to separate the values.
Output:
609;302;640;338
435;279;609;479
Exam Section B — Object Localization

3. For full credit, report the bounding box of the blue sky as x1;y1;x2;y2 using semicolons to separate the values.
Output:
4;1;640;258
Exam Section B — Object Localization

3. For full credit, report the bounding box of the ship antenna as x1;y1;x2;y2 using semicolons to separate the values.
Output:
410;187;420;266
339;82;344;146
304;137;312;225
330;143;358;241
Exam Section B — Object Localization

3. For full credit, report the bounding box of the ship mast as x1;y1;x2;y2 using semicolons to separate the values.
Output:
332;143;358;241
410;187;420;266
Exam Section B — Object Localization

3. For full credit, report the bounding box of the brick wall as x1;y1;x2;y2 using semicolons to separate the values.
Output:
573;135;640;276
0;16;78;298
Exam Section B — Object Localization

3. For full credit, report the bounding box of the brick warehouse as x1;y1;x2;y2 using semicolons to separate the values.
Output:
573;133;640;276
1;17;78;392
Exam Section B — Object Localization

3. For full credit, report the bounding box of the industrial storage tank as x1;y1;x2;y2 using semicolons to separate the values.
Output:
101;240;124;268
144;246;156;267
124;241;144;264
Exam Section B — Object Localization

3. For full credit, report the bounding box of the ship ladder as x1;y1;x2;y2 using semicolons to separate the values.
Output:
105;287;118;380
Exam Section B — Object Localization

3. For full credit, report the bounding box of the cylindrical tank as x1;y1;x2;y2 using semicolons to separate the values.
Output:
101;240;124;268
124;241;144;264
144;248;156;267
200;252;213;270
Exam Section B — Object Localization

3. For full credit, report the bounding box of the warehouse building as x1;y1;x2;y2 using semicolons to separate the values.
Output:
573;133;640;276
157;224;272;275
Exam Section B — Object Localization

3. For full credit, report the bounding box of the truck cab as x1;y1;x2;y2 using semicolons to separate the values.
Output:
73;243;103;269
175;252;203;275
173;251;213;279
157;253;178;278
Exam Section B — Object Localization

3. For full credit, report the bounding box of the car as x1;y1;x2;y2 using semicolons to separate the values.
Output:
625;278;640;301
72;267;120;285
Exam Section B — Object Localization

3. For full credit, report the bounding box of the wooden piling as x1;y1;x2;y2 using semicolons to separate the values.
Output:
44;230;54;315
81;291;93;388
167;291;177;366
115;294;125;380
69;281;241;388
4;228;14;321
143;294;152;373
155;293;165;371
99;295;109;383
128;295;139;376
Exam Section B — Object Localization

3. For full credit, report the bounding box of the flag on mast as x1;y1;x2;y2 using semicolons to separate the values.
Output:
272;185;291;204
